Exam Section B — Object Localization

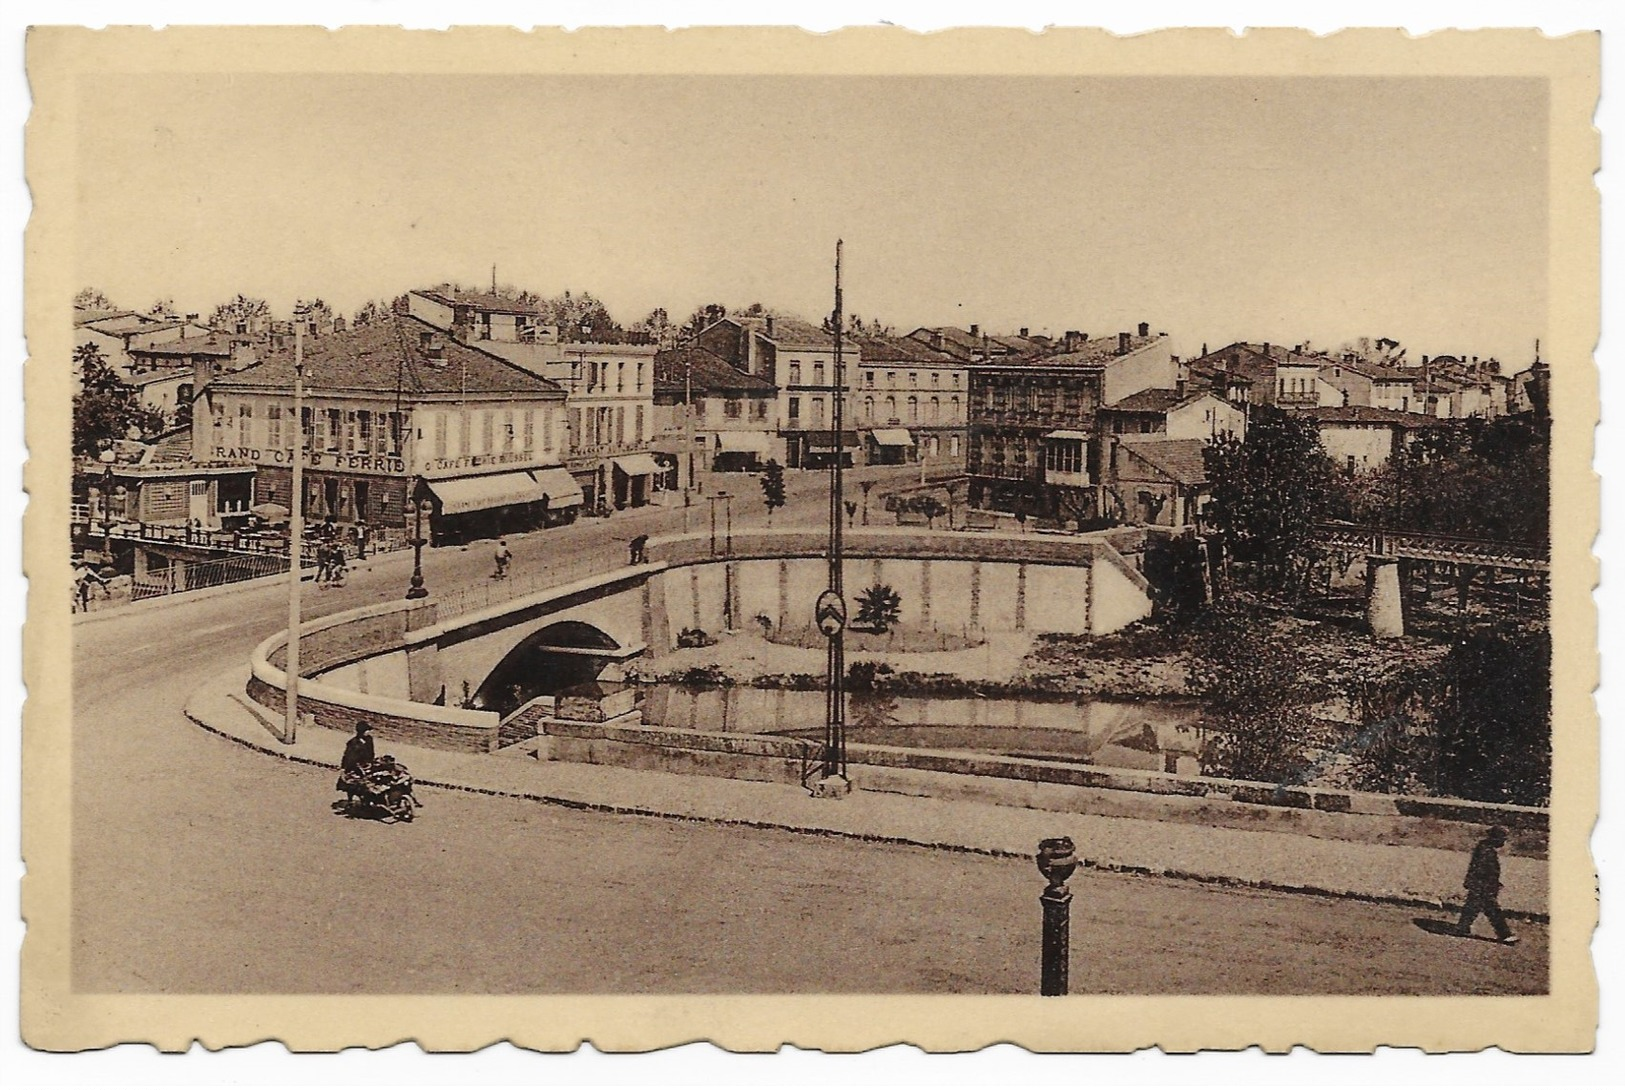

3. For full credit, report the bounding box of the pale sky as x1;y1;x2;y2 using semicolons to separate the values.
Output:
75;73;1548;365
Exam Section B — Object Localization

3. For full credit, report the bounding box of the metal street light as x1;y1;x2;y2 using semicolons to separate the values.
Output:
285;315;307;746
406;477;431;600
101;464;116;559
812;238;851;799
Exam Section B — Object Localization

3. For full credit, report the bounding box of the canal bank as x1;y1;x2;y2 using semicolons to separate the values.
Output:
184;666;1549;920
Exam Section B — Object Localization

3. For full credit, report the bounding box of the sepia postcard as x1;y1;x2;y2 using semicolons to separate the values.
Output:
20;24;1599;1054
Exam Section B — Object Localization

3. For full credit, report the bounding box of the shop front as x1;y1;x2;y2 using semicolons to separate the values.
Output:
866;427;915;466
425;465;584;545
610;452;663;509
711;430;774;473
794;429;860;470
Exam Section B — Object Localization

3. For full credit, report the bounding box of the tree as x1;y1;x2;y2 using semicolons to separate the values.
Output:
682;303;727;339
148;298;175;317
73;342;164;456
1188;599;1312;786
295;298;335;326
633;307;677;348
853;584;903;634
74;287;115;310
352;299;390;327
903;493;947;528
1340;417;1549;546
208;294;271;333
1203;405;1339;596
538;290;622;341
760;459;786;525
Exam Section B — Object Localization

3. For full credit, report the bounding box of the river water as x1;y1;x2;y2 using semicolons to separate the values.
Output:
640;685;1206;775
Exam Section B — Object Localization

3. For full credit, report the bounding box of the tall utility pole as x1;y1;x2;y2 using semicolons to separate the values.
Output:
284;316;306;745
684;354;696;500
812;240;851;798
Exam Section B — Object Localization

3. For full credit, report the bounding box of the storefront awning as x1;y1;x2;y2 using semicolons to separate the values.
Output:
427;471;548;516
804;430;860;452
531;466;585;508
715;431;773;454
870;428;915;447
1044;429;1092;442
612;453;664;478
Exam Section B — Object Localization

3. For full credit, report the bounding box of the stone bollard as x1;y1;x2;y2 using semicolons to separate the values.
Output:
1036;837;1078;996
1366;555;1405;637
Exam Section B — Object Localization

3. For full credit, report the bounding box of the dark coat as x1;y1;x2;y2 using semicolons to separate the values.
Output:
1465;838;1502;898
342;731;375;774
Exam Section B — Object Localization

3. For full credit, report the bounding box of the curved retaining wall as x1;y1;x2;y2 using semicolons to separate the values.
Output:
248;597;501;753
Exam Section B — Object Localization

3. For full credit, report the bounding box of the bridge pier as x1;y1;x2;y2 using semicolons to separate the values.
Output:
1365;555;1405;638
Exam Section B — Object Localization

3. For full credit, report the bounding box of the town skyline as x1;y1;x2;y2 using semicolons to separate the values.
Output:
74;73;1547;367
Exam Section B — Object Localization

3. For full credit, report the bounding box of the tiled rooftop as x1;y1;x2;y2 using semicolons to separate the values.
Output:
212;313;566;398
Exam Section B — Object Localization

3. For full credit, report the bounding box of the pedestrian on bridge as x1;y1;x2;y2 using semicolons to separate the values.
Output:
1456;825;1517;944
629;534;649;565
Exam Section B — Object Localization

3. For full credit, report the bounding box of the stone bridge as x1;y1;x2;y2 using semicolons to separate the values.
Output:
249;527;1156;752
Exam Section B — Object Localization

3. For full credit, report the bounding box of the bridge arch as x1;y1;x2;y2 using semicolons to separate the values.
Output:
470;620;623;717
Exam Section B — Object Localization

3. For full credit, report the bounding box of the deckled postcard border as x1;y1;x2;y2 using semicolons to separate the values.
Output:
20;25;1599;1053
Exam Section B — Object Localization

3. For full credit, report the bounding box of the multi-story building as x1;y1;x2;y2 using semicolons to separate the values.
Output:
1302;406;1452;472
197;312;573;544
1097;380;1247;443
652;345;779;488
904;324;1053;364
848;333;968;465
75;307;212;371
966;325;1174;523
1317;354;1419;413
695;314;859;469
1182;342;1338;408
407;288;660;510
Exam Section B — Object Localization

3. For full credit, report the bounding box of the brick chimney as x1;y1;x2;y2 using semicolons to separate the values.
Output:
969;324;980;339
1137;321;1150;338
1176;358;1189;398
1063;330;1084;353
1117;332;1131;356
1019;327;1030;338
765;315;775;338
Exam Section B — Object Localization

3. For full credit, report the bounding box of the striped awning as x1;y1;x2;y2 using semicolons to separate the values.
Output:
612;453;664;478
870;428;915;447
531;466;585;508
715;431;773;454
427;471;548;516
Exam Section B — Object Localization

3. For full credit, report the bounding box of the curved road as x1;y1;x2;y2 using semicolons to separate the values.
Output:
69;467;1546;994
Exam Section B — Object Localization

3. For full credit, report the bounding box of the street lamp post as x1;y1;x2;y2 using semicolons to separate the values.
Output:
285;316;306;746
812;239;851;799
406;477;430;600
101;464;115;559
684;354;696;501
1036;837;1078;996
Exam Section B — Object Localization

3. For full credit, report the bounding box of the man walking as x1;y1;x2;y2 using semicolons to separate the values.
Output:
629;534;649;565
1457;825;1518;944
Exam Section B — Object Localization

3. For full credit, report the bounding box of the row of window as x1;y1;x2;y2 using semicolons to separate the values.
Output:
693;398;771;421
862;369;960;391
569;359;648;395
859;394;961;425
973;436;1087;472
214;401;566;462
571;404;647;451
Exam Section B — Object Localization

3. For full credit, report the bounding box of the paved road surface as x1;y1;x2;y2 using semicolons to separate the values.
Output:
69;466;1547;994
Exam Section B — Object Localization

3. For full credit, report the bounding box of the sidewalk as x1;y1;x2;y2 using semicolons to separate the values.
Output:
185;668;1548;920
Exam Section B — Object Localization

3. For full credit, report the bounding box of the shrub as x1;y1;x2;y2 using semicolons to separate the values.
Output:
853;583;903;633
676;627;716;649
